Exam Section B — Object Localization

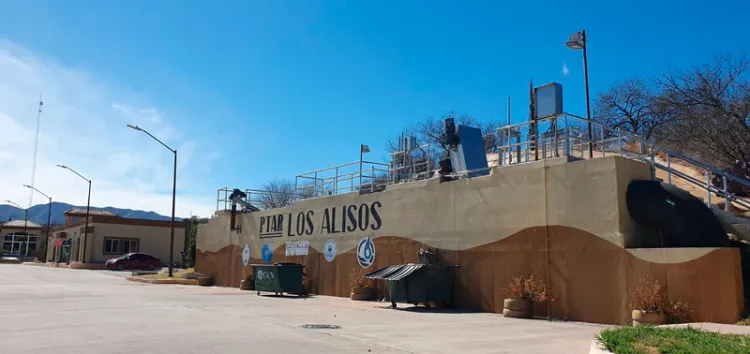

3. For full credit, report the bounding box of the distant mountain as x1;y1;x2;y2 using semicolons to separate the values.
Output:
0;202;180;225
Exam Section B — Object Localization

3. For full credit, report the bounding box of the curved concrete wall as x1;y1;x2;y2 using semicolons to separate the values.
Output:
197;156;743;324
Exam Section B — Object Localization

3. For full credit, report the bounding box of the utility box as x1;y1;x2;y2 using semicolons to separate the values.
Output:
534;83;563;119
449;125;489;178
251;263;306;296
365;264;456;308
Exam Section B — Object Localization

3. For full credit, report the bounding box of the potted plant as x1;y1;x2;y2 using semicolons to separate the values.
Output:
630;275;667;325
350;267;376;301
502;274;548;318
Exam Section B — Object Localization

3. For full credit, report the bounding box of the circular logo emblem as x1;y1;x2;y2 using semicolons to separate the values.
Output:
261;244;273;263
356;236;375;268
324;239;337;263
241;244;251;266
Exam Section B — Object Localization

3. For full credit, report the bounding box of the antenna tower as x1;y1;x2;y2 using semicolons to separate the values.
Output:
28;95;43;207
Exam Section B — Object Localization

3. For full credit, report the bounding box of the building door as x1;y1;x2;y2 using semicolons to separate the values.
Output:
60;246;70;263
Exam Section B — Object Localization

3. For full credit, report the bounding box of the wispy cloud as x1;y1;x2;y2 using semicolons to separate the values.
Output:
0;40;218;217
562;62;570;77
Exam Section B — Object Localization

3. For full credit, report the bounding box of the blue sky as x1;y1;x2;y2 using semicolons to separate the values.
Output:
0;0;748;217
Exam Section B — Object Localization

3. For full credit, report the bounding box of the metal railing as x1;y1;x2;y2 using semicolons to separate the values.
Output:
216;112;750;212
216;187;302;211
294;160;391;198
493;113;750;211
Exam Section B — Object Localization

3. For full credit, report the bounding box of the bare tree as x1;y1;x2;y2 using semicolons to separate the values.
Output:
654;54;750;168
592;78;673;140
258;179;296;209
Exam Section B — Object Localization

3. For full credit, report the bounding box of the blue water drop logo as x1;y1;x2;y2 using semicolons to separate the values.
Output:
324;239;336;263
262;244;273;263
356;236;375;268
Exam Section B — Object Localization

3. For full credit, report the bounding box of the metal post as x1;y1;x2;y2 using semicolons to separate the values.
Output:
582;30;593;159
168;150;177;277
334;167;339;194
371;166;375;192
723;176;729;211
46;198;51;260
506;125;513;165
706;171;712;206
649;146;656;181
359;145;363;192
82;180;91;262
600;126;605;157
666;154;672;184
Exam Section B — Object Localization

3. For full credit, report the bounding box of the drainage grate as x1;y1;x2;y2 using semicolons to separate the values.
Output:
300;324;341;329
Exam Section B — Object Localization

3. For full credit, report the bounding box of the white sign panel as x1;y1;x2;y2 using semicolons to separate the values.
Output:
285;240;310;256
241;244;251;266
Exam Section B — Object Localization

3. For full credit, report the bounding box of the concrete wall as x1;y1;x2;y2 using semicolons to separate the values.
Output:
91;223;185;264
196;156;744;325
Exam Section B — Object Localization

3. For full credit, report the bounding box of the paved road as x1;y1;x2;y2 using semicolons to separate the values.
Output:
0;265;604;353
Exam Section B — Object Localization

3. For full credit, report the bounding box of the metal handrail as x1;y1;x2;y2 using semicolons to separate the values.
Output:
217;112;750;211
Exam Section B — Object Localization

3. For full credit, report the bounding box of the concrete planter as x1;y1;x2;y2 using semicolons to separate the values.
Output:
197;277;214;287
632;310;667;326
503;298;532;318
350;287;376;301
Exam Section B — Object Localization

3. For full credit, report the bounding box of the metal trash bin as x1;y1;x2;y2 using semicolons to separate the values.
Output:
251;262;306;296
365;263;456;308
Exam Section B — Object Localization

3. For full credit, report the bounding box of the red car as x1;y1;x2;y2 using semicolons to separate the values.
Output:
106;253;162;271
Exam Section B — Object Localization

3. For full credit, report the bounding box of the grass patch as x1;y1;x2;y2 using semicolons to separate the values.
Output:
142;268;195;280
596;326;750;354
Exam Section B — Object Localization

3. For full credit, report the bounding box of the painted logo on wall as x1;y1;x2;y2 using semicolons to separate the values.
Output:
241;244;251;266
356;236;375;268
324;239;337;263
261;244;273;263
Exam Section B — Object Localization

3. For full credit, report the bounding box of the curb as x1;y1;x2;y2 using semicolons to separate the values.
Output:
126;276;199;285
589;339;612;354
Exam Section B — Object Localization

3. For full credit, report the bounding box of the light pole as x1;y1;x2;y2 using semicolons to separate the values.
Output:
127;124;177;277
4;200;27;259
58;164;91;263
22;185;52;261
566;30;593;158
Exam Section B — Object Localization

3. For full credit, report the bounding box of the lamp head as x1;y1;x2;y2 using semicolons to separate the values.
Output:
126;124;142;131
57;164;68;169
565;31;584;50
22;184;31;189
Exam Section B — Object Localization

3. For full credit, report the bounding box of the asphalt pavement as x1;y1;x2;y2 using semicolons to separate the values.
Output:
0;264;605;353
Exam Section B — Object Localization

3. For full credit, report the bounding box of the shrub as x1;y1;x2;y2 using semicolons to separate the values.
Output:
350;266;374;289
504;274;548;303
629;275;665;313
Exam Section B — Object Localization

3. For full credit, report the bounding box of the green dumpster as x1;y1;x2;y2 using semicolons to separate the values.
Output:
251;263;306;296
365;263;456;308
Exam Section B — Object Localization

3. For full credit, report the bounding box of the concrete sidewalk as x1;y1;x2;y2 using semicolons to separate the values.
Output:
0;264;605;353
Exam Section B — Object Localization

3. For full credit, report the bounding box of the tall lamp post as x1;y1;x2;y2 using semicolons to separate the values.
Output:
58;164;91;263
565;30;593;158
22;185;52;261
127;124;177;277
4;200;27;259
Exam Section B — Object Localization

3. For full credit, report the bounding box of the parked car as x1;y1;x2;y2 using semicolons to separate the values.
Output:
105;253;162;271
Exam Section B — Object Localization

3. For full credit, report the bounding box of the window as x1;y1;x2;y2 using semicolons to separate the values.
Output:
122;239;138;254
104;239;120;254
103;238;138;255
1;232;37;256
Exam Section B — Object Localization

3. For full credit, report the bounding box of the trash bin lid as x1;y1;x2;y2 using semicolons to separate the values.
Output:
365;264;424;281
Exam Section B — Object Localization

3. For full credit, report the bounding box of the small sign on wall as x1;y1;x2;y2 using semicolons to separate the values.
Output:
285;240;310;256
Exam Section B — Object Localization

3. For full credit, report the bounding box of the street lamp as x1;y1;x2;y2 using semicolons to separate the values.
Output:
566;30;593;158
22;185;52;261
127;124;177;277
3;200;28;258
58;164;91;262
